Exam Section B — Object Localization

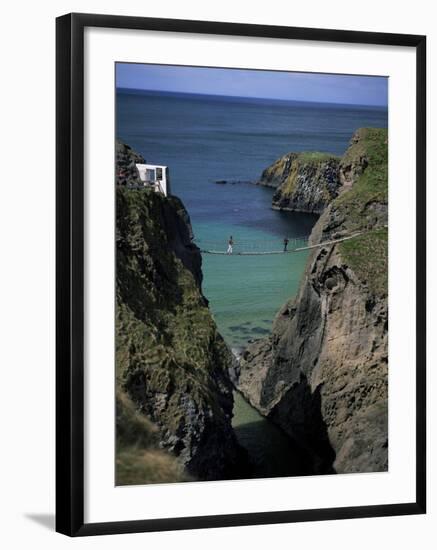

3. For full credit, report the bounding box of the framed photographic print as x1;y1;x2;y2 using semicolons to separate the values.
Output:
56;13;426;536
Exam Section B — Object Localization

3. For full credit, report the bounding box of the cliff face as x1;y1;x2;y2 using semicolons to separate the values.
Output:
238;128;388;474
116;143;243;483
258;152;341;214
116;139;145;186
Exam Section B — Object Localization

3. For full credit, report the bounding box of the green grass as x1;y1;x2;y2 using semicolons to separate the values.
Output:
116;448;191;486
341;128;388;169
334;128;388;231
332;129;388;294
115;187;235;485
295;151;339;164
339;227;388;295
116;390;190;486
116;390;157;448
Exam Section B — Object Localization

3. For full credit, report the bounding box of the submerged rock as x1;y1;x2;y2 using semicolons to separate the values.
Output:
214;179;253;185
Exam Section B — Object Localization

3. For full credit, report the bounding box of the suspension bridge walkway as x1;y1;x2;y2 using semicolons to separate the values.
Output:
196;231;365;256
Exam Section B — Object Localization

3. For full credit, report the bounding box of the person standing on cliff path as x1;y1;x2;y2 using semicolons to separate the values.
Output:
283;237;289;252
227;236;234;254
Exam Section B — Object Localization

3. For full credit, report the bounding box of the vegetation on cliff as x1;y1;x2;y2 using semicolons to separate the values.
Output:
115;144;243;485
237;128;389;474
315;128;389;294
116;139;145;186
340;227;388;295
116;390;189;485
258;151;341;213
329;127;388;235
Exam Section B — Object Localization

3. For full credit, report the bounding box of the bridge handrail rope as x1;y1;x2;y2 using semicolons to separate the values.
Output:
198;230;370;256
194;234;310;244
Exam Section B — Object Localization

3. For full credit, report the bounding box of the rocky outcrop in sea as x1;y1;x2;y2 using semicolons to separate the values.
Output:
237;128;389;474
115;141;245;483
257;152;341;214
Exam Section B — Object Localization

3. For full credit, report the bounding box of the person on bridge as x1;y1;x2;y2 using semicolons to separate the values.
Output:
283;237;289;252
227;236;234;254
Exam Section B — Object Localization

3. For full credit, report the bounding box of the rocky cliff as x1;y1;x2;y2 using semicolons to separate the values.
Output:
257;152;341;214
238;128;388;474
115;142;244;484
116;139;146;186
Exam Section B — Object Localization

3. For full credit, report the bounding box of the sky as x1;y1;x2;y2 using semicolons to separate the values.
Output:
116;63;388;107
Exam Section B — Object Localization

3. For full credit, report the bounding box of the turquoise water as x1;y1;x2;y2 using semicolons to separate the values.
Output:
117;88;387;349
117;88;388;477
202;245;310;348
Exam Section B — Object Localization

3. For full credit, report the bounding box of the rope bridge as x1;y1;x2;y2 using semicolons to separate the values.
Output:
196;232;364;256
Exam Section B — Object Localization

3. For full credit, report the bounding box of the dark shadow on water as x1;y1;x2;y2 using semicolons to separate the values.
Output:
25;513;55;531
233;419;314;479
232;392;318;479
232;370;337;478
268;374;337;474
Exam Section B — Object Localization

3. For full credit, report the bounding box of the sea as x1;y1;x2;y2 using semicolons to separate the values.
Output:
117;88;388;477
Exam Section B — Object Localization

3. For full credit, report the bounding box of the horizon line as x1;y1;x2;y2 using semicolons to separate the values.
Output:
116;86;388;109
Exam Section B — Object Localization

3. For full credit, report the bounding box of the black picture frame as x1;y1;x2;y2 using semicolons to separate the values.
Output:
56;12;426;537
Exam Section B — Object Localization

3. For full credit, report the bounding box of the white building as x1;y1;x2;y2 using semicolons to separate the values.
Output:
135;163;170;196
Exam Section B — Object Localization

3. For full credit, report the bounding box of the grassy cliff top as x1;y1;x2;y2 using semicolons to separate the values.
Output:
338;128;388;208
334;128;388;294
333;127;388;231
294;151;339;164
341;127;388;169
270;151;340;202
